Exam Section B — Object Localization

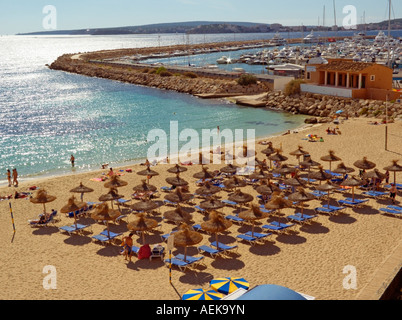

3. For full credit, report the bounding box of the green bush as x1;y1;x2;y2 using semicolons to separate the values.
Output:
155;66;167;75
237;74;257;86
359;107;369;116
284;79;305;96
373;109;382;117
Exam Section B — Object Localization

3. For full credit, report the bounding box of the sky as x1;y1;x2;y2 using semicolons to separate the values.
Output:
0;0;399;35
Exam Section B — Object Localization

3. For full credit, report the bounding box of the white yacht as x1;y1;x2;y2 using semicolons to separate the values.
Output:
269;32;287;46
216;56;232;64
303;31;319;44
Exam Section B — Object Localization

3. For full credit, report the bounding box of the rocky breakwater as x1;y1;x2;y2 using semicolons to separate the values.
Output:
264;91;402;123
49;53;270;96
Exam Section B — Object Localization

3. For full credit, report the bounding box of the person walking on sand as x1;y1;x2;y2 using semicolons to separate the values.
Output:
6;169;11;187
12;168;18;187
390;184;397;204
121;232;134;262
70;154;75;167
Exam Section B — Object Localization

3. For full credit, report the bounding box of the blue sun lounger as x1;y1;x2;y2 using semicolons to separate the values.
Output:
164;258;192;271
211;241;238;253
175;254;206;267
262;221;295;234
197;245;224;258
337;198;368;208
379;207;402;217
222;200;238;208
388;205;402;212
287;213;317;224
225;215;245;225
244;231;271;242
59;223;91;235
92;230;122;244
315;205;345;215
236;233;261;245
195;205;206;214
362;191;388;199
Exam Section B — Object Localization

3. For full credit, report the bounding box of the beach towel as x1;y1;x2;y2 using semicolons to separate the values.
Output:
138;244;151;260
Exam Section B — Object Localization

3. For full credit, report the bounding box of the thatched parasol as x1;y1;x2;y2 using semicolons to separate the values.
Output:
200;211;232;251
163;205;193;224
223;176;247;189
256;182;281;196
99;188;124;209
228;190;254;205
220;164;239;175
249;169;272;180
30;189;57;214
383;160;402;185
173;223;203;261
164;188;193;204
193;167;216;180
137;165;159;184
308;166;333;183
238;204;270;237
104;175;128;189
273;164;297;176
289;146;309;165
196;182;221;196
363;169;386;180
130;199;159;212
268;150;288;163
133;180;157;193
165;175;189;187
316;181;339;207
333;163;355;178
127;213;159;244
288;188;316;217
199;198;225;211
265;194;292;215
91;202;121;238
320;150;342;171
340;175;363;201
60;196;87;228
167;164;188;175
283;174;307;187
353;157;376;171
70;182;94;201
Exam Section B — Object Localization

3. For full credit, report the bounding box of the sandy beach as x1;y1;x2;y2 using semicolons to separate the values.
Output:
0;117;401;300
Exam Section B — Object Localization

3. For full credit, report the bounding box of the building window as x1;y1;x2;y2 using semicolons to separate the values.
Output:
370;75;375;81
306;72;311;80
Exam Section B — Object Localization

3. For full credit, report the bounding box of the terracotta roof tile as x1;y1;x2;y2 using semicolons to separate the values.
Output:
317;60;375;72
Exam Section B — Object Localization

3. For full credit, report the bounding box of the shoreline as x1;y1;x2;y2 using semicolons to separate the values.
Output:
0;120;310;189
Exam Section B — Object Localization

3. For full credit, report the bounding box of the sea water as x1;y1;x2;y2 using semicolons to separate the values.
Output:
3;31;398;185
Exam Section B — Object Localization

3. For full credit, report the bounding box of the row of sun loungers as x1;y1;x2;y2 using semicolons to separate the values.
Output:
379;205;402;217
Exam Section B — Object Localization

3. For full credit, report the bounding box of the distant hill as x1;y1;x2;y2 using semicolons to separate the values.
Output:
17;21;271;36
17;18;401;36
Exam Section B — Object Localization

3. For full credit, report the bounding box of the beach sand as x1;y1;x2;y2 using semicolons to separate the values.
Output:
0;117;401;300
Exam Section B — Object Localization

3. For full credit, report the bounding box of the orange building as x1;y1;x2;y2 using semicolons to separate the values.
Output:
301;59;401;101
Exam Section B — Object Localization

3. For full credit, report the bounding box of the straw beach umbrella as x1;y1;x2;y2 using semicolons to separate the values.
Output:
99;188;124;209
239;204;270;237
137;165;159;184
132;180;158;196
223;176;247;189
193;167;216;180
130;199;159;213
299;157;321;183
340;175;363;201
308;166;333;184
166;175;189;187
353;157;376;171
60;196;87;228
163;205;193;224
164;188;193;204
196;182;221;197
167;164;188;175
201;211;232;251
273;164;297;178
199;198;225;211
173;223;203;261
383;160;402;185
265;193;293;215
256;181;281;196
316;180;339;208
363;169;386;180
220;164;239;175
289;146;309;165
261;142;275;157
320;150;342;171
288;188;316;217
333;162;355;180
268;150;288;163
70;182;94;201
228;190;254;207
91;203;121;238
30;189;57;215
249;169;272;181
127;213;159;244
104;175;128;189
